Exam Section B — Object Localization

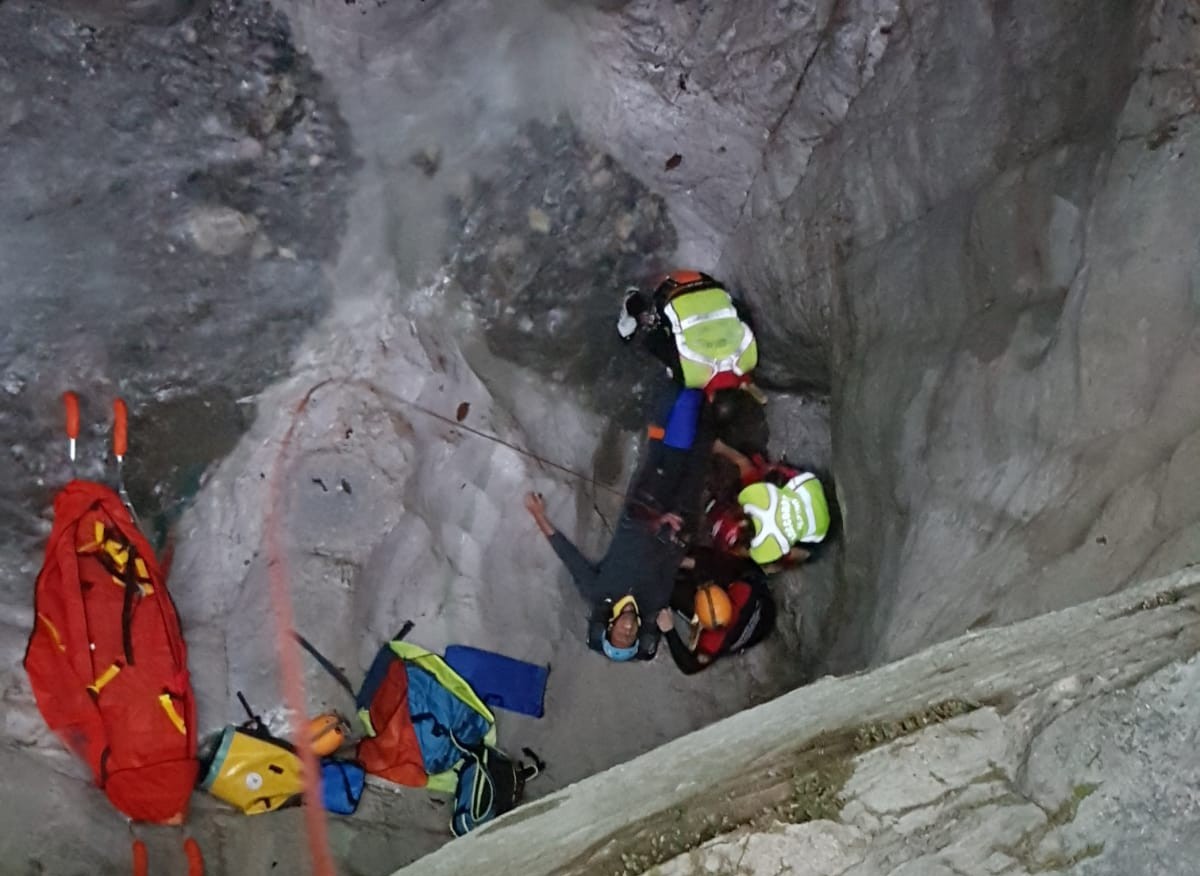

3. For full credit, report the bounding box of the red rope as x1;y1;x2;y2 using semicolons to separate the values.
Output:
264;379;336;876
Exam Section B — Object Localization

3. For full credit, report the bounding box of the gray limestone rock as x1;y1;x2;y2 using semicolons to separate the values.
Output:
567;0;1200;670
32;0;203;27
398;569;1200;876
443;116;678;429
185;205;260;256
0;0;353;599
3;0;1200;873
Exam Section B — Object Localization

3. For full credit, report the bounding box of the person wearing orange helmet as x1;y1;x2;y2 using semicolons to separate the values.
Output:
619;270;761;401
657;548;775;675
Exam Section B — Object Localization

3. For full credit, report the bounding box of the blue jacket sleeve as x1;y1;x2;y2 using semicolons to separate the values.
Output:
548;531;603;600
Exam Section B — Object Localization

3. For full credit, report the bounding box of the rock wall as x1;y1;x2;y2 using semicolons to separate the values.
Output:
3;0;1199;873
566;0;1200;668
396;567;1200;876
0;0;352;586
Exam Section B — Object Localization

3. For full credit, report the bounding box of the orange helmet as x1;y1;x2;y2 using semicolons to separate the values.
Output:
307;712;347;757
694;583;734;630
653;269;717;301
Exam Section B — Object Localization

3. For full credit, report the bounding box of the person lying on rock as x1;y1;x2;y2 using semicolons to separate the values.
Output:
523;388;713;662
617;270;763;403
706;438;832;573
657;547;776;675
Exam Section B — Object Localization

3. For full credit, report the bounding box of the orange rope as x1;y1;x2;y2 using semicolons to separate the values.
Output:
264;379;336;876
259;373;647;876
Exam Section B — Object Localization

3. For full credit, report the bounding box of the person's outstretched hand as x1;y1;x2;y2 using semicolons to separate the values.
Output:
656;608;675;633
524;491;555;537
524;492;546;517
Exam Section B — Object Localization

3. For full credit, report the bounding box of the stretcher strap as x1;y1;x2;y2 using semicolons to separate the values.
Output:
37;613;66;653
88;662;123;696
158;693;187;735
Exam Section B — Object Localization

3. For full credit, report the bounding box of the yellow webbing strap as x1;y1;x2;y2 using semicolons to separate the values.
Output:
357;707;377;738
77;520;105;554
158;694;187;735
88;662;122;696
103;539;130;573
133;557;154;595
425;769;458;793
37;613;66;652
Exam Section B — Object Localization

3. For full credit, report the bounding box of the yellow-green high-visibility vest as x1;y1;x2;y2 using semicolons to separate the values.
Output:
738;475;830;566
662;286;757;389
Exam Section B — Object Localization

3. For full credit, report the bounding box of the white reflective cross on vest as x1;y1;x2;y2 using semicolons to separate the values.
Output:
745;474;822;559
663;303;755;378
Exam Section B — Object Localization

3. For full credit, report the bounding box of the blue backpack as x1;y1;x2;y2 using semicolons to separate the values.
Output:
320;759;366;815
450;740;544;836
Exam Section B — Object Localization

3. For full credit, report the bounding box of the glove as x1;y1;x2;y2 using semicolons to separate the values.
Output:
618;287;642;340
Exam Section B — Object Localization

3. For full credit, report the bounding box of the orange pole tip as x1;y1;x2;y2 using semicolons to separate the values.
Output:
63;392;80;440
112;398;128;459
131;839;148;876
183;837;205;876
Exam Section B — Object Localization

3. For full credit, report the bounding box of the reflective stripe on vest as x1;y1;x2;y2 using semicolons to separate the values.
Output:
783;473;828;544
741;486;790;565
740;478;828;564
663;288;757;389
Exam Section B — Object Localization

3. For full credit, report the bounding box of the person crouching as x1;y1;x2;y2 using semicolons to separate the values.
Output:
708;439;833;573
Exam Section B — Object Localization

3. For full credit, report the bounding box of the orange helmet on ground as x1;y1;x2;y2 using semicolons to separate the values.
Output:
694;583;734;630
307;712;347;757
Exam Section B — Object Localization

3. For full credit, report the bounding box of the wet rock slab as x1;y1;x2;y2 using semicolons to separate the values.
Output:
398;568;1200;876
0;0;354;590
445;116;678;429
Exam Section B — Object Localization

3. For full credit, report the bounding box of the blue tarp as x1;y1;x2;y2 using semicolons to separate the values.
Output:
444;646;549;719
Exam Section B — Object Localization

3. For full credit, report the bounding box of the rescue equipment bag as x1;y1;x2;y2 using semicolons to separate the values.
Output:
198;692;303;815
320;758;366;816
448;733;544;837
24;480;197;824
198;724;304;815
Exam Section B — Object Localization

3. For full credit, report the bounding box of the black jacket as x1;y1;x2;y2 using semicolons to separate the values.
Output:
546;389;713;660
549;516;682;660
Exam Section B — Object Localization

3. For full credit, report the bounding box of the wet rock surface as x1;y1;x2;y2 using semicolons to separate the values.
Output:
0;0;353;591
568;0;1200;669
2;0;1199;873
32;0;203;27
446;117;676;428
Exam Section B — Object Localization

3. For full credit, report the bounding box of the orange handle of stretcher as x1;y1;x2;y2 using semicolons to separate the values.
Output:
131;840;148;876
184;837;205;876
63;392;80;440
112;398;128;459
